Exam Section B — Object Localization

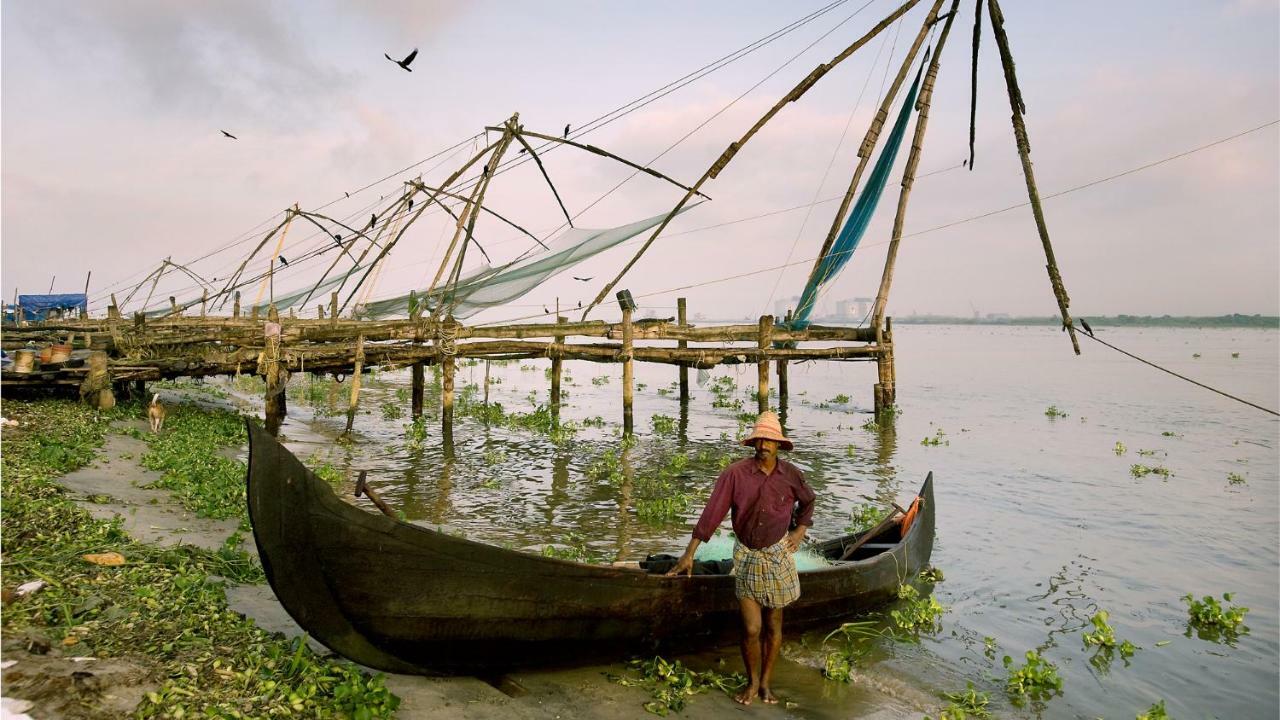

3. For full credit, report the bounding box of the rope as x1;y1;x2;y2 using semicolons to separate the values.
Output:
1072;325;1278;417
437;319;458;357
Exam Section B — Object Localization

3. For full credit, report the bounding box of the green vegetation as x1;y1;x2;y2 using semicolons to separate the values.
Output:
634;453;695;524
1227;472;1246;485
1114;441;1127;455
821;621;885;682
921;428;949;447
592;375;611;386
829;394;851;404
845;502;889;534
139;404;250;522
1003;650;1063;702
650;414;678;436
1044;405;1068;419
1183;592;1249;642
930;682;992;720
379;400;403;420
610;656;746;716
403;416;429;450
2;399;400;718
889;584;945;635
1136;700;1170;719
1130;464;1172;479
540;530;606;564
920;566;945;583
1160;430;1181;438
1082;610;1138;672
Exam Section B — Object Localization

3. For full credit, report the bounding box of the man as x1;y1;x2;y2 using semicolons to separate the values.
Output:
666;411;815;706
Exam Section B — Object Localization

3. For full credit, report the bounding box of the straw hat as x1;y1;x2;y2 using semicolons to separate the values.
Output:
741;411;793;452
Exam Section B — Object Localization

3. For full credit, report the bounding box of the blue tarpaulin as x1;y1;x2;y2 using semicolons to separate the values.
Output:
16;293;87;321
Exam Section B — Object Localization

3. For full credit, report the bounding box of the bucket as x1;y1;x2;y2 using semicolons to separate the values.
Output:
39;346;53;363
49;344;72;363
13;349;35;373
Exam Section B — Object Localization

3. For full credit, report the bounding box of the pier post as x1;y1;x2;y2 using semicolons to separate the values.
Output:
264;306;287;435
441;354;455;441
233;291;241;319
757;314;772;413
411;362;425;418
200;290;207;318
777;309;791;416
873;317;896;418
330;292;339;325
484;360;491;407
344;334;365;435
109;294;121;320
550;316;566;421
621;307;634;435
677;298;689;403
317;305;324;319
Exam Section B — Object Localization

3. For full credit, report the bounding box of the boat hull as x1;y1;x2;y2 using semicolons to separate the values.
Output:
245;420;935;674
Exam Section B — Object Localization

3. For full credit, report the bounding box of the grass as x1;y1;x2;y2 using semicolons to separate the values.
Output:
137;404;250;522
1;399;400;718
609;656;746;715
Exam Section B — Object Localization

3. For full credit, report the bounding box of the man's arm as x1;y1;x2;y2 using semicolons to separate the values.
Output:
666;471;734;577
785;469;816;553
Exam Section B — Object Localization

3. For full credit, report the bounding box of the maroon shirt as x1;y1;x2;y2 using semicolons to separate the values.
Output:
692;458;815;550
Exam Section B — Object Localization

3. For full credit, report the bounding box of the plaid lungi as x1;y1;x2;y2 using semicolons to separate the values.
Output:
733;539;800;608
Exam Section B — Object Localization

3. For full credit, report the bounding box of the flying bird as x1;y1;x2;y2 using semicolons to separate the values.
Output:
220;130;238;140
563;124;570;138
385;48;418;72
278;256;289;267
1080;318;1094;336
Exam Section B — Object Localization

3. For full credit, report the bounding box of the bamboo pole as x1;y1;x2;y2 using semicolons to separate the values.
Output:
233;291;241;319
344;334;365;435
757;314;772;413
805;0;947;300
874;2;958;329
551;315;566;420
330;292;339;325
875;318;896;416
483;359;491;407
81;271;91;319
677;298;689;403
621;307;634;435
169;296;179;317
987;0;1079;355
579;0;925;320
109;294;121;320
200;290;208;318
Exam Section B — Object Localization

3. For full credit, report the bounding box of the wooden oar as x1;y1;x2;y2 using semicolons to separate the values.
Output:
839;506;903;561
354;471;396;519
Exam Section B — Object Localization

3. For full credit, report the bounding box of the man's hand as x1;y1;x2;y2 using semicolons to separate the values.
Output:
784;527;808;553
665;553;695;577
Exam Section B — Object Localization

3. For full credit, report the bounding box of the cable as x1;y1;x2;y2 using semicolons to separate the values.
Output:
1072;325;1278;417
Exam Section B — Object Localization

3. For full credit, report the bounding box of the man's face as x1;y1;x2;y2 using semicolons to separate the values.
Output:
755;438;779;461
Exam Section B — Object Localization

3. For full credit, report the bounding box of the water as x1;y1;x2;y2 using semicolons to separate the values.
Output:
255;325;1278;718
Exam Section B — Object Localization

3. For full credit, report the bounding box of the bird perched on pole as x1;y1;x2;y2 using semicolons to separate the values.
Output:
385;48;418;72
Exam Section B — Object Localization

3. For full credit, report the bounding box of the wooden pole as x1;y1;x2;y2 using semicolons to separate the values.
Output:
108;293;120;320
873;0;959;330
483;359;491;407
264;306;287;435
757;314;772;413
411;362;425;418
330;292;339;325
169;296;179;316
354;471;397;519
317;305;324;319
621;307;634;435
551;315;566;420
201;290;208;318
778;309;791;414
233;291;241;319
441;353;455;439
987;0;1080;355
344;334;365;435
875;318;896;416
81;271;91;319
677;298;689;403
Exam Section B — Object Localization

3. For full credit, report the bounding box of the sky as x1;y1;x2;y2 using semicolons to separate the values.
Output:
3;0;1277;323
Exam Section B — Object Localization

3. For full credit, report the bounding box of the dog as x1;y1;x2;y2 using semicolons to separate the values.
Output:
147;393;166;433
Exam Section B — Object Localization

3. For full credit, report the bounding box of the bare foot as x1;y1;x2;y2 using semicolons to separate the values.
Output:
760;688;779;705
735;686;758;705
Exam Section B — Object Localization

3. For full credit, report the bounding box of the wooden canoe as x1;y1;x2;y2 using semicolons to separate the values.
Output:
245;420;935;674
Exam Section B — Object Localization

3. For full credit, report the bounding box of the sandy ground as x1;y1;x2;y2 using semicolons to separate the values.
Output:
2;414;922;719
